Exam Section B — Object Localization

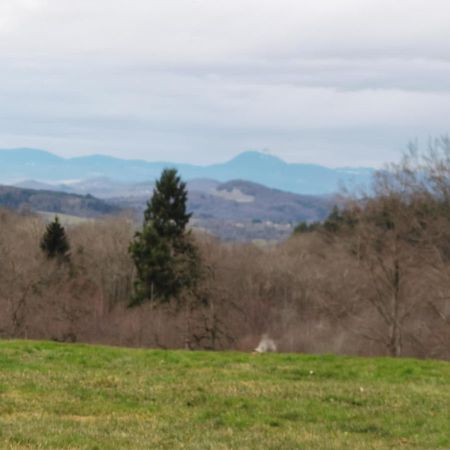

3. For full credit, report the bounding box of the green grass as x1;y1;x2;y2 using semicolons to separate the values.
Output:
0;341;449;449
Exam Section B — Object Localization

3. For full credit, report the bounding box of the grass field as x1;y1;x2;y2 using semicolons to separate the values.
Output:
0;341;449;449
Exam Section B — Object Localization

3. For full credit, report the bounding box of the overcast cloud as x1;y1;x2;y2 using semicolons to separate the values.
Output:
1;0;450;166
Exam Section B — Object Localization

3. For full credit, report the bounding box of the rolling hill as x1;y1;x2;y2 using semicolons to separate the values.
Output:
0;185;121;218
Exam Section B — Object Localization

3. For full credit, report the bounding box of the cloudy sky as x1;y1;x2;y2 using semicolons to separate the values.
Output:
1;0;449;166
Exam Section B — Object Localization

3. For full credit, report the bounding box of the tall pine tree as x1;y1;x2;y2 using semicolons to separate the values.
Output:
129;168;199;305
40;216;70;260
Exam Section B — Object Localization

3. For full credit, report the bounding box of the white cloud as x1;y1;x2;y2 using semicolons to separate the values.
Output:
1;0;450;166
2;0;450;61
0;0;47;33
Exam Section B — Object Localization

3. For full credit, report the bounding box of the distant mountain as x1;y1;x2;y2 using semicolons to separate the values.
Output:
0;148;374;195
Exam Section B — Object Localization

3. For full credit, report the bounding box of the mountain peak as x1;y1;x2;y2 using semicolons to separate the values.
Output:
227;151;286;167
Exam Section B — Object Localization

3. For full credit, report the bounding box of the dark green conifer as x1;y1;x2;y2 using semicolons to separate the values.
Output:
40;216;70;260
129;169;199;305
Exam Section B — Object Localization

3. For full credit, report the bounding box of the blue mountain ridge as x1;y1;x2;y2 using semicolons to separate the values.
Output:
0;148;374;195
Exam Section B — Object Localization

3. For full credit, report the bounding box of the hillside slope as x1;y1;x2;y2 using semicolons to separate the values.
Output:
0;185;121;218
0;340;448;449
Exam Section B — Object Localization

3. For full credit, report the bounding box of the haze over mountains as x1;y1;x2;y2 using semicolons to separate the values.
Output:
0;148;373;196
0;147;374;240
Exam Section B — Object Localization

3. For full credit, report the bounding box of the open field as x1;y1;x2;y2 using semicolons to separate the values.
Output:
0;341;449;449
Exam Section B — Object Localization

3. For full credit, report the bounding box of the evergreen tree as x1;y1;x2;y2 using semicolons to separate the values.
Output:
145;168;191;239
129;168;199;305
40;216;70;260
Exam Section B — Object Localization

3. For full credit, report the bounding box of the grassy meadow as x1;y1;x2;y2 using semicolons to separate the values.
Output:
0;340;449;449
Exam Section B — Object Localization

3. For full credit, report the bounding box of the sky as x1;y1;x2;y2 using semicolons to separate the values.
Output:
1;0;450;167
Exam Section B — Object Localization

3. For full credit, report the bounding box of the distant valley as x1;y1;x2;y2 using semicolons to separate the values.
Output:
0;179;334;241
110;179;334;241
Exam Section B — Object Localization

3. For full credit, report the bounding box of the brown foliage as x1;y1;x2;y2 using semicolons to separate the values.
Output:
0;140;449;359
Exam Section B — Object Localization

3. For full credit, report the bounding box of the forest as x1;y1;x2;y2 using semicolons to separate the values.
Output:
1;139;449;360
